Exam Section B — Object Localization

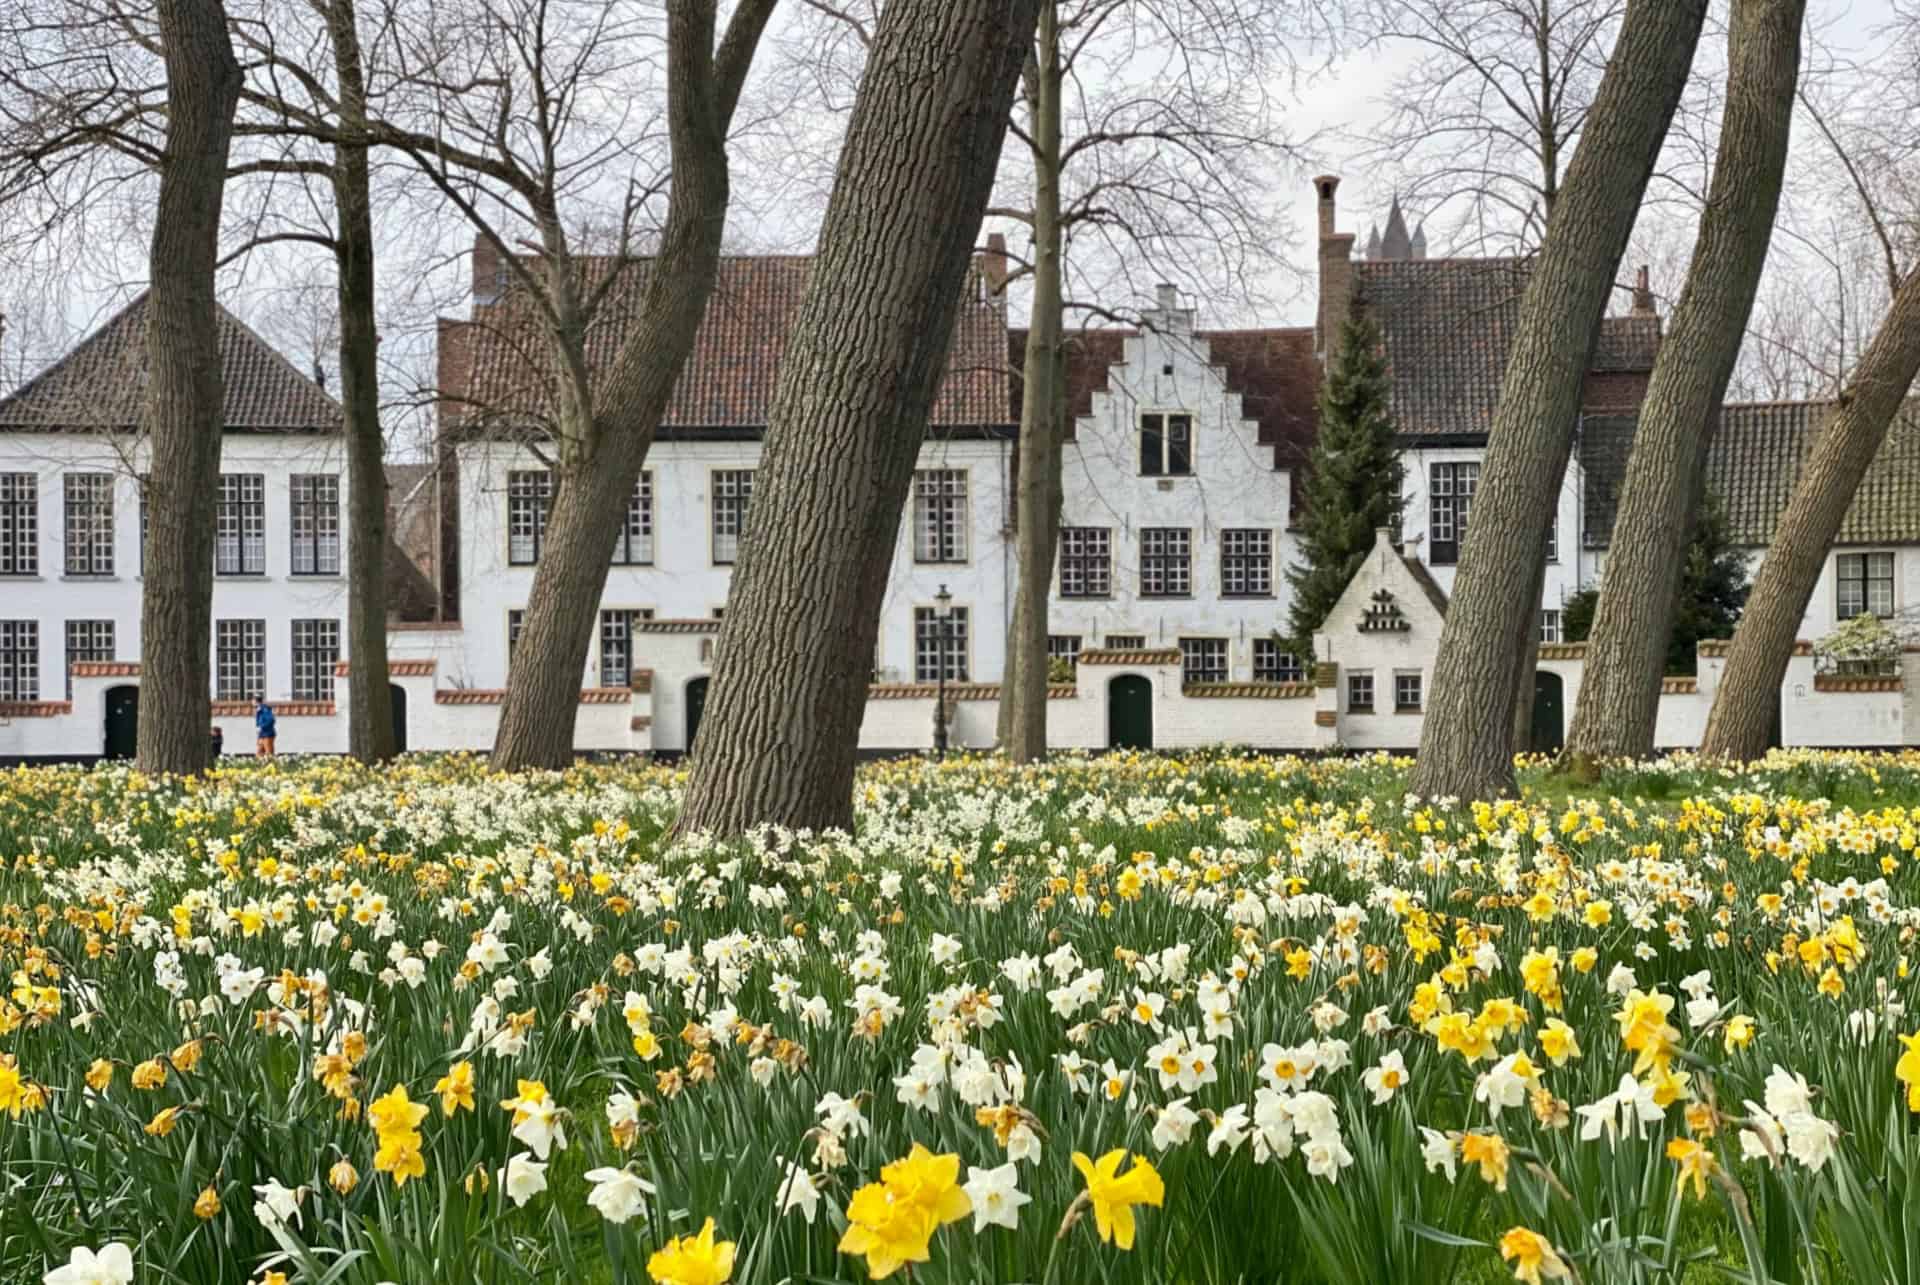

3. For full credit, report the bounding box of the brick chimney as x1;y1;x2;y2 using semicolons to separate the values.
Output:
1314;176;1357;367
472;233;508;307
980;233;1009;300
1631;265;1656;317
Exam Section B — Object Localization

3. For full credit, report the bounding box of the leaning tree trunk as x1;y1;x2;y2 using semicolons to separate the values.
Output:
1564;0;1805;766
489;0;774;771
1700;268;1920;760
329;0;396;763
1410;0;1709;801
138;0;242;776
1001;4;1066;763
1510;552;1548;752
673;0;1042;836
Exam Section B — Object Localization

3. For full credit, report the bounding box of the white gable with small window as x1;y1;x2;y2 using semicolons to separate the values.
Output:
1050;289;1298;687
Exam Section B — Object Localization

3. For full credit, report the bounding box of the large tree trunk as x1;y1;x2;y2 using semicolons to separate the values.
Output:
329;0;396;763
1510;553;1547;752
673;0;1042;836
1410;0;1708;801
138;0;241;776
1699;268;1920;760
1564;0;1805;765
1000;5;1065;763
489;0;774;771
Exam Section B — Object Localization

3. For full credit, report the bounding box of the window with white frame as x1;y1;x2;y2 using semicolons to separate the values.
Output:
1545;514;1559;564
216;619;266;700
1347;670;1375;713
612;473;653;565
291;619;339;701
1428;462;1479;565
1059;527;1111;597
1104;633;1146;650
64;619;113;697
507;471;551;565
290;474;342;575
1221;528;1273;597
0;614;36;695
0;620;37;701
1253;638;1304;682
1395;672;1423;712
215;474;266;575
508;609;525;662
1139;412;1194;476
63;473;114;576
0;474;37;575
912;469;967;563
598;608;656;687
914;605;968;681
712;470;754;565
1539;610;1563;644
1047;635;1081;673
1837;552;1895;619
1140;527;1191;597
1180;637;1228;685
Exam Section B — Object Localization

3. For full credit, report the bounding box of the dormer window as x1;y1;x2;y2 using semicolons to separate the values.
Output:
1140;413;1193;476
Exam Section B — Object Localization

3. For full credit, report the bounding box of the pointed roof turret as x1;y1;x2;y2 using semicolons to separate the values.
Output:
1410;222;1428;260
1365;225;1382;259
1380;195;1414;260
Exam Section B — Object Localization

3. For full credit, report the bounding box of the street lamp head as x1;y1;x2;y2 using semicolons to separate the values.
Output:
935;584;952;617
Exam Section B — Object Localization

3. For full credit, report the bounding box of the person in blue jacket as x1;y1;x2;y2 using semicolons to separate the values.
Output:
255;699;278;758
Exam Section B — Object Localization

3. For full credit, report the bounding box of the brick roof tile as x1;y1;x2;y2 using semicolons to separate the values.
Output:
0;293;341;432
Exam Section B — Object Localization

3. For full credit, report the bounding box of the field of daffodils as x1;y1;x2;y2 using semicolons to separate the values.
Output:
5;749;1920;1284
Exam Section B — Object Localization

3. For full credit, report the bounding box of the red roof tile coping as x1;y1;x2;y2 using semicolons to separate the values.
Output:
212;700;334;717
70;661;141;678
389;620;462;632
434;687;637;706
0;700;73;717
1814;674;1903;693
333;660;437;676
633;620;722;634
1078;648;1181;667
1660;677;1698;695
1537;643;1588;661
1183;682;1315;699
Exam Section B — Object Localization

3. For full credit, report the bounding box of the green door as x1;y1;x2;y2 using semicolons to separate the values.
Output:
1530;671;1564;755
389;684;408;754
1108;675;1153;751
104;685;138;760
685;677;710;754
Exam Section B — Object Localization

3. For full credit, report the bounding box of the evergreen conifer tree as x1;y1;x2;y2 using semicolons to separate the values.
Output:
1564;489;1749;675
1284;313;1403;660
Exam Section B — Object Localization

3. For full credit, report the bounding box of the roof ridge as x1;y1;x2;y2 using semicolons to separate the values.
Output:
214;302;341;419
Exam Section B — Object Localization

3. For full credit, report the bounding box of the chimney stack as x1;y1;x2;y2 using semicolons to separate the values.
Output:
313;359;327;391
1631;265;1656;317
1155;282;1178;312
472;234;508;307
980;233;1009;300
1314;176;1357;367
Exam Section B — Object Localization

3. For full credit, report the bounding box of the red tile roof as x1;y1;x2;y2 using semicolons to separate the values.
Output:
0;294;341;432
442;256;1013;433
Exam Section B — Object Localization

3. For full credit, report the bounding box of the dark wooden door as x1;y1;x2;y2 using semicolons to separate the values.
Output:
685;677;710;754
1531;671;1565;755
1108;675;1153;750
390;684;408;754
104;685;139;760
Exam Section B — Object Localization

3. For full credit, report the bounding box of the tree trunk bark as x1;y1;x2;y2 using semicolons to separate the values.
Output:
673;0;1041;837
1510;552;1547;752
489;0;774;771
1700;267;1920;760
1410;0;1708;801
1001;5;1064;764
138;0;241;776
1563;0;1804;766
328;0;396;763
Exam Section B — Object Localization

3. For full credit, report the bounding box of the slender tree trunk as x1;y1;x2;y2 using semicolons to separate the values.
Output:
1510;552;1547;751
327;0;396;762
138;0;241;776
1700;268;1920;759
1001;5;1064;763
489;0;774;770
673;0;1042;836
1410;0;1708;801
1564;0;1805;765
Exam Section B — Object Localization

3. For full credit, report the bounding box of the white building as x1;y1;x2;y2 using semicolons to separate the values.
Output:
0;297;355;753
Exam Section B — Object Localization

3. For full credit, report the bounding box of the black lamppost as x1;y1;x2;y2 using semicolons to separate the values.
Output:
932;583;952;758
